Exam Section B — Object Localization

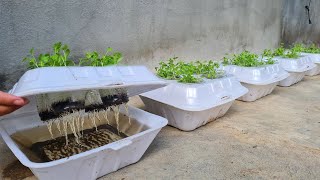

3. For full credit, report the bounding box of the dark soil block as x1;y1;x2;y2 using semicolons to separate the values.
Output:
101;93;129;106
38;92;129;121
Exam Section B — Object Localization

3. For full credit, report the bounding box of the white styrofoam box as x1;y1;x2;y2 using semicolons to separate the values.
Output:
0;105;167;180
0;66;168;179
237;82;278;102
274;56;316;86
274;55;316;72
9;66;167;97
300;53;320;76
278;72;306;87
221;64;289;101
300;53;320;63
139;76;248;131
305;65;320;76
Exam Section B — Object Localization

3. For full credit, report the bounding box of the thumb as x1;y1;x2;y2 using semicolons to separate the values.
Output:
0;91;28;106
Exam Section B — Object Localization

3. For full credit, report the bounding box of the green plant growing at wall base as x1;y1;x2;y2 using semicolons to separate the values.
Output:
23;42;75;69
79;47;122;66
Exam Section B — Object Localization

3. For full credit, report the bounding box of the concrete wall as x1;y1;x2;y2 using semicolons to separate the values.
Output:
281;0;320;46
0;0;282;91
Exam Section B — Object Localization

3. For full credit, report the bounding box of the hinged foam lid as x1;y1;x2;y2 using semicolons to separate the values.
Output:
1;66;167;119
140;76;248;111
9;66;167;97
300;53;320;63
273;55;316;72
221;64;289;85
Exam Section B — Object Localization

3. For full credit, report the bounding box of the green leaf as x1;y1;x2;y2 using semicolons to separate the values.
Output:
22;42;76;68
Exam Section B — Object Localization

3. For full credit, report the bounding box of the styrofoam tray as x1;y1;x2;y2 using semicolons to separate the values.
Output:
274;56;316;86
139;76;248;131
300;53;320;76
221;64;289;101
305;65;320;76
278;71;306;87
0;105;167;180
237;82;278;102
0;66;168;179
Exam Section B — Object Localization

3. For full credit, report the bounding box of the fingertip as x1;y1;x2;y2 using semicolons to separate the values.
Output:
22;97;30;105
13;99;25;106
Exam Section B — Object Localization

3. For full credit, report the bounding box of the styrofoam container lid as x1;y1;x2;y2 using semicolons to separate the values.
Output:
9;66;167;97
140;76;248;111
273;55;316;72
221;64;289;85
300;53;320;63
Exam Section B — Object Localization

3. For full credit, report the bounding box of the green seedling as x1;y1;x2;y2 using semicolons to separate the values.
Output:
23;42;75;69
293;43;320;54
80;47;122;66
223;50;273;67
291;43;305;53
281;44;302;59
156;58;222;83
305;44;320;53
262;49;273;58
261;49;275;64
196;60;221;79
273;43;285;56
282;49;299;59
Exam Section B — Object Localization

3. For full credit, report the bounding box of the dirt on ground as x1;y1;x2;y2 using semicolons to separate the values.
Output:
2;160;33;180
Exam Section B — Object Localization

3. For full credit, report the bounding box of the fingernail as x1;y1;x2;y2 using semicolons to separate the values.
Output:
22;97;29;104
13;99;25;106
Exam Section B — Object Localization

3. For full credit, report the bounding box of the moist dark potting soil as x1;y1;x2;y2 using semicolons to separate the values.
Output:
31;124;128;162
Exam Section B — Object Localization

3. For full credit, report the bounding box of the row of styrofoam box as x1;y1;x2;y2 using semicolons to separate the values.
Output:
141;53;320;131
1;52;320;180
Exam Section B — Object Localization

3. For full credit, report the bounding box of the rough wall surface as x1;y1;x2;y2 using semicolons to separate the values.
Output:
0;0;282;91
281;0;320;46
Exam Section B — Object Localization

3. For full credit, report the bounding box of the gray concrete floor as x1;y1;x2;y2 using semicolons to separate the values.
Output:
1;76;320;180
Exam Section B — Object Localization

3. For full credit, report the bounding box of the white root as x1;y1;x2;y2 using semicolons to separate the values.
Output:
42;88;130;147
55;118;62;136
103;108;110;125
124;104;131;125
85;90;103;106
68;114;79;144
89;113;98;131
113;106;120;135
75;111;82;138
62;117;69;146
81;113;85;136
47;120;54;139
94;110;102;123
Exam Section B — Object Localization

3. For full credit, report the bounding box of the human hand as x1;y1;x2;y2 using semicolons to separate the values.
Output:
0;91;29;116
